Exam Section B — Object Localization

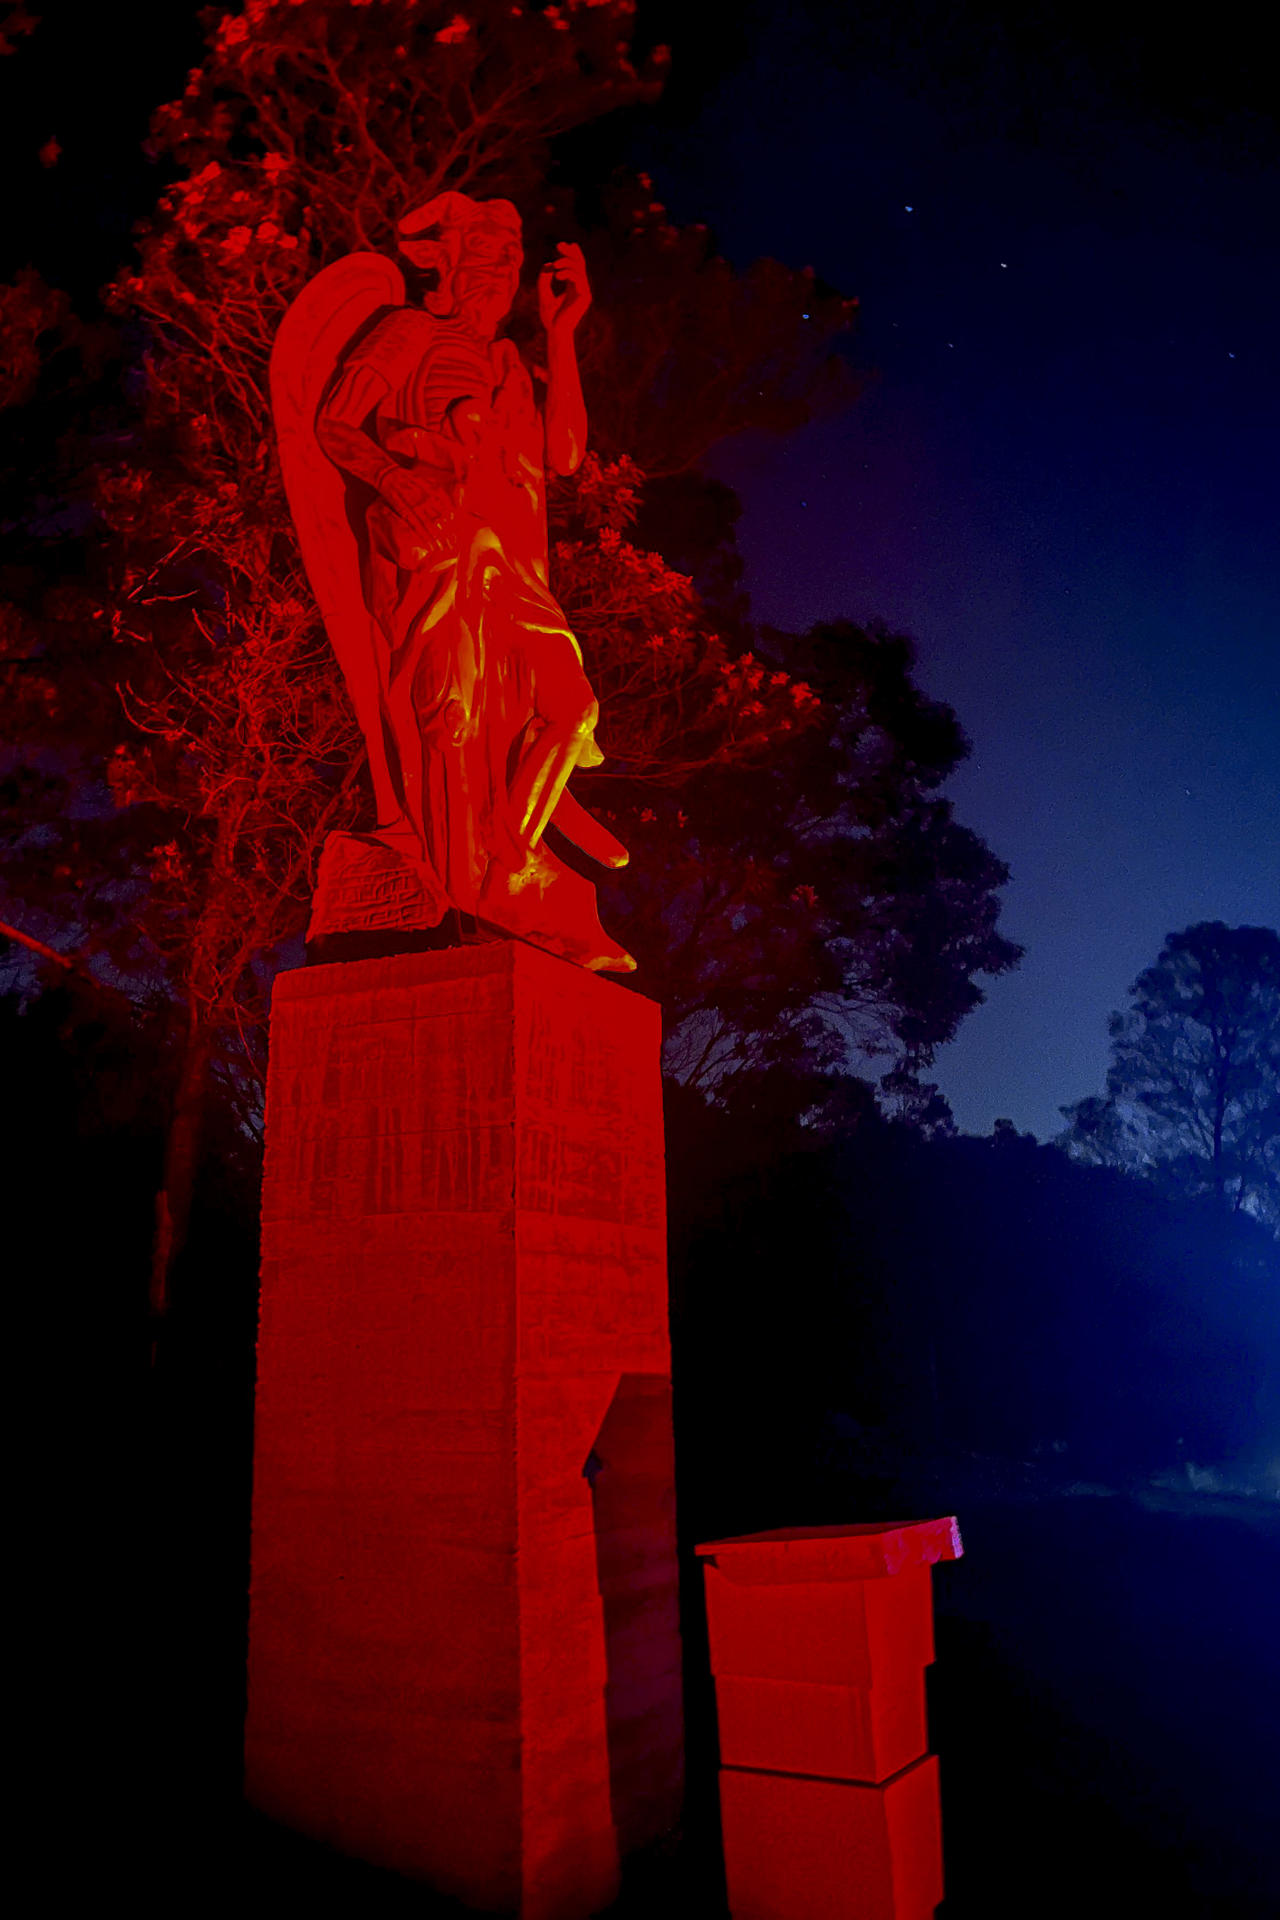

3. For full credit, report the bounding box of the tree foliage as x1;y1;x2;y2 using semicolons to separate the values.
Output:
600;619;1019;1113
1;0;1019;1322
2;0;848;1028
1059;922;1280;1232
1;0;852;1307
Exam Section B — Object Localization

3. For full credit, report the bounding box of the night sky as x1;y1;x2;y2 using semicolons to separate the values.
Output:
633;2;1280;1137
5;1;1277;1139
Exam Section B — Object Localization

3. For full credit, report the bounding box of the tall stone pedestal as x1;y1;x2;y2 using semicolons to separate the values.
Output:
244;944;683;1917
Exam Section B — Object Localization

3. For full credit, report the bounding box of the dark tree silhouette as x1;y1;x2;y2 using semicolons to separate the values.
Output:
1059;922;1280;1232
607;620;1021;1121
1;0;1018;1338
0;1;849;1335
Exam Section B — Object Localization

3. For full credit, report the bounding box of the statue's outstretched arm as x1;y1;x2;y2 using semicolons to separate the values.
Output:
539;243;591;477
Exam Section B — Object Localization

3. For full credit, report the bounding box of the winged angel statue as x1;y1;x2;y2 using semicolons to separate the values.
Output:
271;191;634;972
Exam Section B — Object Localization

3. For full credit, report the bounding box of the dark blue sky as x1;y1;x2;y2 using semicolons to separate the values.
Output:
633;5;1279;1136
4;2;1276;1138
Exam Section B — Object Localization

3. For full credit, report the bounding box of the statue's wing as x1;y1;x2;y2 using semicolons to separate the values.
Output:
270;251;406;824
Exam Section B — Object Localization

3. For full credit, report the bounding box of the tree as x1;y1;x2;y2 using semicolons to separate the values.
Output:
598;619;1020;1121
1059;923;1280;1232
0;1;845;1334
1;0;1017;1334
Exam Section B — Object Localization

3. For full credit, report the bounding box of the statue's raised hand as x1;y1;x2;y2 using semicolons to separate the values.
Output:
538;243;592;336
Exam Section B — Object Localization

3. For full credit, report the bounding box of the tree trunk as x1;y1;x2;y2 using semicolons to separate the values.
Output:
149;1010;212;1360
1211;1064;1228;1204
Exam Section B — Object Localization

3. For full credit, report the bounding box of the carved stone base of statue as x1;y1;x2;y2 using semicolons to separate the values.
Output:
306;828;635;974
244;944;683;1916
306;829;439;942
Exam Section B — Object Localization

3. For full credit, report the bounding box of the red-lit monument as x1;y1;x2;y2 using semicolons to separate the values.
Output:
245;194;682;1916
268;190;634;970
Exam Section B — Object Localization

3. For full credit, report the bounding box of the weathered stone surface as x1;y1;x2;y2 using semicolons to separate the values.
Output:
719;1755;944;1920
697;1523;960;1915
306;829;436;942
245;942;682;1916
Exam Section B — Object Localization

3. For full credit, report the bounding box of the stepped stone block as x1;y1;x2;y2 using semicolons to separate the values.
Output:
719;1755;945;1920
697;1521;960;1917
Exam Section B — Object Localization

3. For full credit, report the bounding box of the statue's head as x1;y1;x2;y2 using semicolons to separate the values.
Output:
397;192;523;336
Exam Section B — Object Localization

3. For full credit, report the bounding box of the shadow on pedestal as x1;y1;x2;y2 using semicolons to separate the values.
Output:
587;1374;685;1861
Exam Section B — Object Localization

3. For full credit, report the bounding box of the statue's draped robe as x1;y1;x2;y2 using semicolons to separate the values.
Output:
341;310;596;921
